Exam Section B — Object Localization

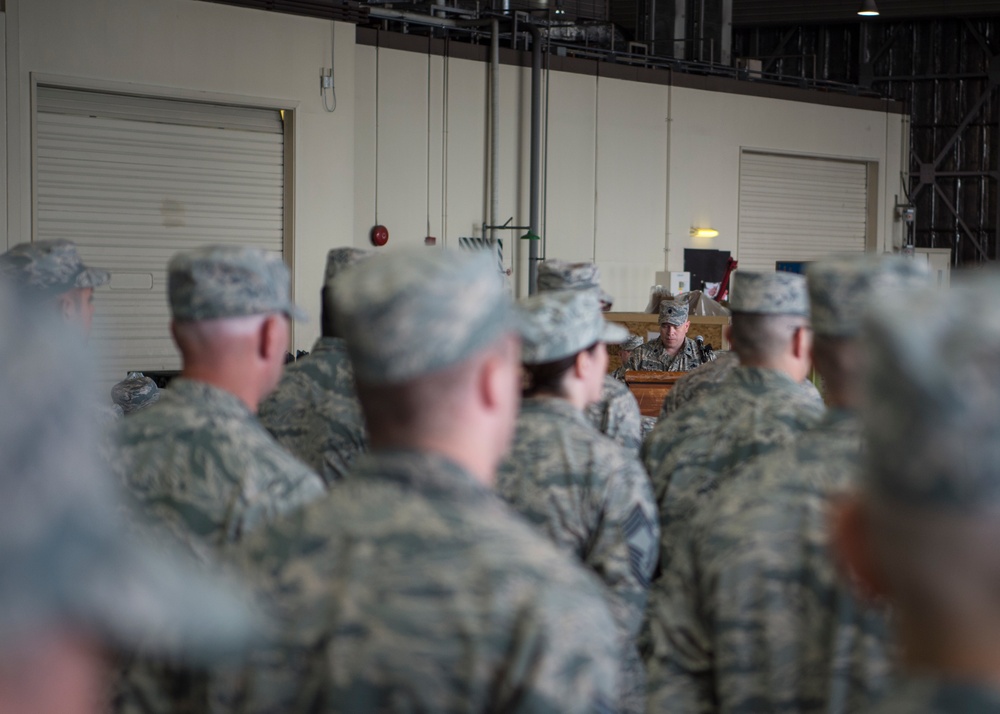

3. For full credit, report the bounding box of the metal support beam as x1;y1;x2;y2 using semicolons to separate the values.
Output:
933;86;996;168
761;26;797;74
933;183;991;261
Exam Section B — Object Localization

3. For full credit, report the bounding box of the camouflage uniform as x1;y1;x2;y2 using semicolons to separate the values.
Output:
611;334;645;381
586;376;644;453
852;272;1000;714
659;350;738;419
111;246;324;553
256;248;369;486
625;336;706;372
645;257;931;714
645;366;824;565
506;290;655;714
113;378;326;550
111;372;160;415
646;409;894;714
537;258;644;452
210;250;622;713
642;271;823;572
862;680;1000;714
1;239;120;423
0;238;110;297
258;337;366;486
0;283;256;676
498;399;657;714
217;449;621;714
625;298;715;374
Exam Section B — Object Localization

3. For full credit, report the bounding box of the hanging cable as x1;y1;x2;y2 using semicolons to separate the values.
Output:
323;22;338;113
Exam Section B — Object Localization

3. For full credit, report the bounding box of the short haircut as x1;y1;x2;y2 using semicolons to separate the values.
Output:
811;335;860;399
356;335;516;436
729;313;807;363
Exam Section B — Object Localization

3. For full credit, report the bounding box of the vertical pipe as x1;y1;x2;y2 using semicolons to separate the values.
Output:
527;23;543;295
490;20;500;248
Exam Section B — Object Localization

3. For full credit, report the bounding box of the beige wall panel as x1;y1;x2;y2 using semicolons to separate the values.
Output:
10;0;356;351
497;63;532;296
539;71;596;265
373;48;429;252
443;57;488;248
427;53;445;245
594;77;668;311
668;86;903;272
354;44;377;249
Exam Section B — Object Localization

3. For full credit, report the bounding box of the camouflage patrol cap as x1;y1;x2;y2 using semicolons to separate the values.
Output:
537;258;614;306
730;270;809;316
807;255;931;337
519;290;628;365
0;240;110;298
622;334;644;351
0;285;257;658
324;247;372;288
110;372;161;415
861;274;1000;510
169;245;307;322
658;297;690;326
333;249;520;385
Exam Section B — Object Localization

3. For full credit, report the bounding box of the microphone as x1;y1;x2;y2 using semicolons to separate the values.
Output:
696;335;714;364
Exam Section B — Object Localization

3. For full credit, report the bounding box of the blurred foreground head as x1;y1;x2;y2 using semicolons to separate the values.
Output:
0;286;257;714
0;240;110;339
835;273;1000;677
805;254;930;407
332;250;523;482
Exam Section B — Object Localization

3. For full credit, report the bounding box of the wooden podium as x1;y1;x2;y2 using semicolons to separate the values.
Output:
624;370;686;418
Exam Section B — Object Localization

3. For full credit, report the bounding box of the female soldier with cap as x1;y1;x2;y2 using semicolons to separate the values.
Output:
496;289;659;714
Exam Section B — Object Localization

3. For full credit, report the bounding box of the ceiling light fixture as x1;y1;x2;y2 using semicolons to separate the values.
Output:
691;227;719;239
858;0;879;17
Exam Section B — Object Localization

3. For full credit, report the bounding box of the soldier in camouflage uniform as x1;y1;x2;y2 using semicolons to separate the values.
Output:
657;350;737;418
110;246;325;554
497;290;659;714
0;285;256;714
611;333;644;381
213;249;621;714
0;239;122;423
537;259;644;453
646;256;929;714
625;297;715;373
257;247;370;485
658;350;823;419
829;274;1000;714
642;271;825;573
0;239;110;339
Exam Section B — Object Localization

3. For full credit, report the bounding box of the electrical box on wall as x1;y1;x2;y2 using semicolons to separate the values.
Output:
913;247;951;287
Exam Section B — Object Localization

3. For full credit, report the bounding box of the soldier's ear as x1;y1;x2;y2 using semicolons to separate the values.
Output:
830;494;890;604
258;314;287;362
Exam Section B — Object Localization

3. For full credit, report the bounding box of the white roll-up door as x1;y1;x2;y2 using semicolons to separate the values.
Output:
737;151;870;273
35;86;285;389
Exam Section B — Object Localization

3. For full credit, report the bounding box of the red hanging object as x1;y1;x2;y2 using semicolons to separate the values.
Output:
717;257;738;302
371;225;389;247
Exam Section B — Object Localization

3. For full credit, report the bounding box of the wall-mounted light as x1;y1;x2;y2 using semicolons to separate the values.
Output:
858;0;879;17
691;227;719;239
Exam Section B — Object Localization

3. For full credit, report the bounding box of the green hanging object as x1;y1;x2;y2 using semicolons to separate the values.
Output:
519;232;541;241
